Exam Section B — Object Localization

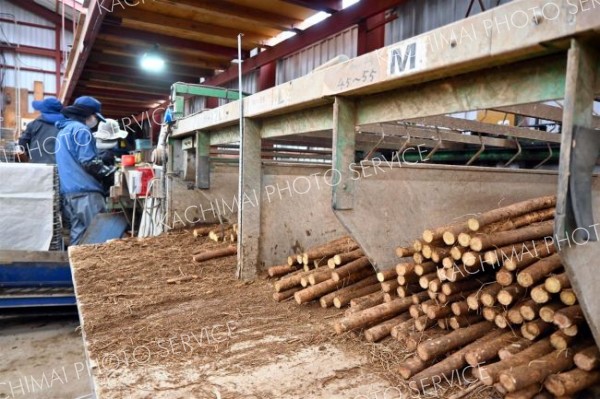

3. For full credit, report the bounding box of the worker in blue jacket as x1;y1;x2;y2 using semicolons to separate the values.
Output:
55;96;116;245
18;97;65;163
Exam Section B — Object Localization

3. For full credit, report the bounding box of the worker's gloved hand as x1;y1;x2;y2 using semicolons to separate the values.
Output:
102;165;118;178
82;159;117;180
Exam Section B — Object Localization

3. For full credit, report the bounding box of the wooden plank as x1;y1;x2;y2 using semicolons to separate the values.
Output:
151;0;302;32
33;81;44;101
409;116;562;143
494;103;600;129
113;8;268;48
262;106;332;139
236;118;262;279
132;1;281;37
93;39;229;69
359;123;517;148
3;87;17;129
332;97;356;210
357;55;569;126
209;126;241;146
95;34;232;63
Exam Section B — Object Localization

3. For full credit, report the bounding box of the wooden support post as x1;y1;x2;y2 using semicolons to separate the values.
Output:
195;130;210;189
332;96;355;210
236;118;262;279
555;39;600;349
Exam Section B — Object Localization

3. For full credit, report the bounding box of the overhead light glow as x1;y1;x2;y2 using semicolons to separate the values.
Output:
297;11;330;30
262;1;359;48
140;45;165;72
343;0;360;8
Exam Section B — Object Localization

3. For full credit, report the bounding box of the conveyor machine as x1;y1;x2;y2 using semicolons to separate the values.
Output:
167;1;600;347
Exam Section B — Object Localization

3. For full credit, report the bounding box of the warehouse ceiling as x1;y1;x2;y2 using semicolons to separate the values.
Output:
69;0;345;118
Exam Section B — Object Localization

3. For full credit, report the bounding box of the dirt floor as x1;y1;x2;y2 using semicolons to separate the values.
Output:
0;316;93;399
68;229;501;399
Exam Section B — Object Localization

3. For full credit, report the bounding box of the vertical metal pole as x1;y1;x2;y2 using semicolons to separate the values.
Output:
236;33;244;279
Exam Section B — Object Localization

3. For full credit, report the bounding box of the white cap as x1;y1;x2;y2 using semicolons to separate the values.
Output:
95;119;128;141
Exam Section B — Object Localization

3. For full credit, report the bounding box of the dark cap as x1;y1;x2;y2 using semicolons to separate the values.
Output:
32;97;63;114
73;96;106;122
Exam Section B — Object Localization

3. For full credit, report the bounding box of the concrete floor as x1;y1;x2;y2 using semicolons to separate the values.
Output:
0;315;93;399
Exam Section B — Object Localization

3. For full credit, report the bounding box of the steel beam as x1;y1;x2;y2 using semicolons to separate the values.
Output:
0;44;56;58
172;83;243;100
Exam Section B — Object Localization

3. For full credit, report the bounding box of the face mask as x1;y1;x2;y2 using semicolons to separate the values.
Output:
86;115;98;129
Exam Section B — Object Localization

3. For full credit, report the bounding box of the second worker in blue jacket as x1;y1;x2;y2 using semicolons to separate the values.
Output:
55;96;116;246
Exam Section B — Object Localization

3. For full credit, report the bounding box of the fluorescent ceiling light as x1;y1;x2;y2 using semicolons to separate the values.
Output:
343;0;360;8
140;45;165;73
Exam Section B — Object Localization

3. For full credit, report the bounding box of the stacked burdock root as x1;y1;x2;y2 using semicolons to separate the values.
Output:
190;223;238;263
328;195;599;398
268;236;392;307
193;223;238;243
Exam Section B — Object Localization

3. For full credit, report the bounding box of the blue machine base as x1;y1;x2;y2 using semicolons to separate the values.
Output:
0;251;74;309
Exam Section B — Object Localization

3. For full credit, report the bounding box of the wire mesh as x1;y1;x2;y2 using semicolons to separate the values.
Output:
49;165;64;251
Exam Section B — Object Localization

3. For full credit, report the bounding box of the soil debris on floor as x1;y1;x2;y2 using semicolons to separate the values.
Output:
69;229;411;399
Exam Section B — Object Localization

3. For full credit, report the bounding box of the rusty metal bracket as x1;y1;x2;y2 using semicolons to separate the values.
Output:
424;127;443;161
397;124;412;155
363;124;386;160
533;142;554;169
466;133;486;166
504;138;522;167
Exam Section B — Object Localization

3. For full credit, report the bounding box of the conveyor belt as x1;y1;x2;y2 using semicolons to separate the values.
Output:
0;287;76;308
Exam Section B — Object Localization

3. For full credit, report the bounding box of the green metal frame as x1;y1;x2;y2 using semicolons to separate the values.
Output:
170;83;247;121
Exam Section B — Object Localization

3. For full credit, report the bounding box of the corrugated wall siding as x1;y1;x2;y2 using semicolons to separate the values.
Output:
276;26;358;84
219;70;259;106
0;0;75;134
385;0;513;45
0;0;74;95
275;0;512;85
